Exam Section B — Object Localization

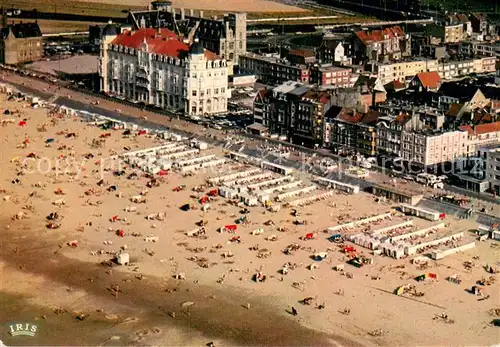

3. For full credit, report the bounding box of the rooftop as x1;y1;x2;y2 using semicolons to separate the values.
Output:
273;81;305;94
414;71;441;89
289;49;315;58
446;103;465;118
1;22;42;39
111;28;218;60
316;65;350;72
458;121;500;135
241;52;307;69
321;39;343;50
301;89;331;104
373;182;424;198
337;108;382;125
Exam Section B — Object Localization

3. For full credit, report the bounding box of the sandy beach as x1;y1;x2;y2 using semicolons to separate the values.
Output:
0;90;499;346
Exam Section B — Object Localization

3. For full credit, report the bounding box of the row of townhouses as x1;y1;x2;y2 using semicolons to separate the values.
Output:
251;78;500;187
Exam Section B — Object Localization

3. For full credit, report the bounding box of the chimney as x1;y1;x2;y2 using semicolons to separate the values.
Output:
199;10;204;18
213;15;218;20
181;8;185;20
190;9;194;16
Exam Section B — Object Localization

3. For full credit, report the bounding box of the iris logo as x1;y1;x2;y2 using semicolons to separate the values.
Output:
8;323;38;337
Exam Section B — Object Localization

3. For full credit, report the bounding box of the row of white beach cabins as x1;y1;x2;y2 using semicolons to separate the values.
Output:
114;139;361;207
327;207;475;260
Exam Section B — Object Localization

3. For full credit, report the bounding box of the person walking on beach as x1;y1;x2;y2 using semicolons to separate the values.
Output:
291;307;298;316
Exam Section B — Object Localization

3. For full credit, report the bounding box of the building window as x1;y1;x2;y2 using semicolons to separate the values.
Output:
192;90;197;96
214;88;219;94
221;87;225;93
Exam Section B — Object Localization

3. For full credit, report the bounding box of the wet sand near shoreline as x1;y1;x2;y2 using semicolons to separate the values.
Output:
0;220;351;347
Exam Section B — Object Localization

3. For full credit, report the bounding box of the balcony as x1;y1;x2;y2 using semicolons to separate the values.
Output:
136;71;149;80
136;81;150;89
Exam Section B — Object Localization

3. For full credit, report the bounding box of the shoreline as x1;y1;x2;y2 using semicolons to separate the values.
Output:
0;220;351;347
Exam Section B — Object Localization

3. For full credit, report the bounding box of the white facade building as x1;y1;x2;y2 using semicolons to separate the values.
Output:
483;147;500;195
99;28;228;116
400;130;468;167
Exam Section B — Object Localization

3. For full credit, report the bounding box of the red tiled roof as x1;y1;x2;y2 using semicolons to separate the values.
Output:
203;49;219;60
111;28;189;58
415;71;441;89
302;90;330;104
472;109;492;124
459;121;500;135
446;103;464;117
338;109;363;123
338;108;381;125
355;26;405;45
385;79;406;91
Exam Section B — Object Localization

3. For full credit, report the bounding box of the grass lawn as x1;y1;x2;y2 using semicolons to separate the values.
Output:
3;0;137;18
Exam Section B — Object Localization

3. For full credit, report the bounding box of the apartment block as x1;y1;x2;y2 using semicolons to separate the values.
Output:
99;28;228;116
401;130;468;167
0;22;43;65
324;108;381;156
482;146;500;195
309;65;353;88
238;53;310;85
352;26;411;63
252;81;332;146
376;59;438;85
425;23;465;43
447;13;472;37
459;122;500;156
460;41;500;58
